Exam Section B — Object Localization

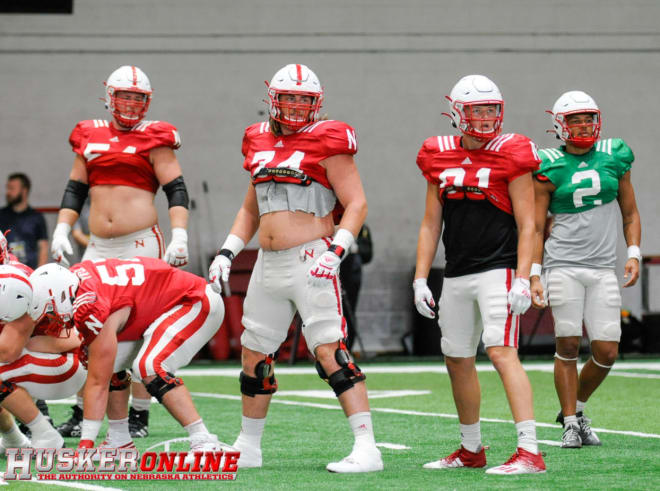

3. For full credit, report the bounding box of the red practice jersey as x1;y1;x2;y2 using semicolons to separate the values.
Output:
416;133;540;215
70;257;207;345
69;119;181;193
242;120;358;189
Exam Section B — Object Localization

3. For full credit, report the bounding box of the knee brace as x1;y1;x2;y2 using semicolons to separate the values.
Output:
145;372;183;403
109;370;132;392
0;380;16;404
240;354;278;397
316;343;366;397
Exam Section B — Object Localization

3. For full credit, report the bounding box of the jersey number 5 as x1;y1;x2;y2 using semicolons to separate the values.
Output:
92;260;146;286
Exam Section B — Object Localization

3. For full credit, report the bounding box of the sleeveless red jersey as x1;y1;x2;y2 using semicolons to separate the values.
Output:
416;133;540;215
242;119;358;189
69;119;181;193
70;257;206;344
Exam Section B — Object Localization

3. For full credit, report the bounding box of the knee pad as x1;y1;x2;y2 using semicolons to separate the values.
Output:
0;380;16;404
316;343;366;397
240;353;278;397
109;370;132;392
145;372;183;403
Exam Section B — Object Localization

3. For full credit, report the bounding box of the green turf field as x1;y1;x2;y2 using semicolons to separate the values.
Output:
5;360;660;490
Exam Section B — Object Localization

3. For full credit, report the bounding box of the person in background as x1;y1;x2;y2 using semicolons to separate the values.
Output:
0;173;48;269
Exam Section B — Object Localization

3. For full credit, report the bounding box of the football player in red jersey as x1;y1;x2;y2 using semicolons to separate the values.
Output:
414;75;545;474
28;258;225;460
0;260;85;452
51;65;191;438
208;64;382;473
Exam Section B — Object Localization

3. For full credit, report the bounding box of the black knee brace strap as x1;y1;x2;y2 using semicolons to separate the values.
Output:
0;380;16;404
109;370;132;392
145;372;183;403
316;344;366;397
240;354;278;397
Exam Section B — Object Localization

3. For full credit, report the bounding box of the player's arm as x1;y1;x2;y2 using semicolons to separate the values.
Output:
25;329;81;354
52;156;88;265
0;314;34;363
617;170;642;288
83;307;131;422
325;154;368;237
509;172;535;280
152;146;189;266
530;178;554;308
209;182;260;292
412;181;443;319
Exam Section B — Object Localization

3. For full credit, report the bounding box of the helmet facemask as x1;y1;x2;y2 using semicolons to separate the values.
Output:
267;88;322;129
553;110;601;149
32;287;76;338
107;88;151;128
447;99;504;141
29;264;80;339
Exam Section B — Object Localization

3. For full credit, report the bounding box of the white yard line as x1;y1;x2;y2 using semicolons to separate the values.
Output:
190;392;660;440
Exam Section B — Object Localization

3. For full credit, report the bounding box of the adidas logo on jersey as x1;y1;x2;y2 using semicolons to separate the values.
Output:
461;157;472;165
578;162;588;168
274;140;284;148
110;136;119;142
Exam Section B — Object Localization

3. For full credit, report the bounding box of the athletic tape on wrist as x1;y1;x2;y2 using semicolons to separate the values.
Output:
627;245;641;262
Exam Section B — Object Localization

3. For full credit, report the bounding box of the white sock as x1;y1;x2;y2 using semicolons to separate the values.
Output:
236;416;266;448
76;396;84;410
459;422;482;453
131;397;151;412
576;400;586;414
515;420;538;454
184;419;209;437
80;419;103;443
107;417;131;446
26;413;53;439
564;415;578;428
1;422;26;446
348;412;376;448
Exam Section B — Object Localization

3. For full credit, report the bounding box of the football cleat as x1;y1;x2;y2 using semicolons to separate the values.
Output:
423;445;486;469
31;428;64;451
577;412;602;446
561;424;582;448
183;433;226;467
326;445;383;473
56;405;83;437
128;407;149;438
0;431;31;453
485;448;546;475
92;440;137;462
231;436;262;468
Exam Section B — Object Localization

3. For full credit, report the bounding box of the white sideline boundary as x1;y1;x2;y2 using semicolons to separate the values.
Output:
190;392;660;440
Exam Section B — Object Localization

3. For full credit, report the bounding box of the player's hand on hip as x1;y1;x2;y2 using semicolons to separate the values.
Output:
209;253;232;294
164;228;188;267
530;276;546;309
51;222;73;267
307;250;341;287
508;277;532;315
413;278;436;319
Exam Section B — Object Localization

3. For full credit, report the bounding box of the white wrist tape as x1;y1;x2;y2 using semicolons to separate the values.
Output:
54;222;72;237
171;227;187;242
627;245;641;262
331;228;355;251
530;263;543;278
221;234;245;257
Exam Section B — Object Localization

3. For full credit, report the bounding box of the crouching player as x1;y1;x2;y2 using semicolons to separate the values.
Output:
28;257;225;458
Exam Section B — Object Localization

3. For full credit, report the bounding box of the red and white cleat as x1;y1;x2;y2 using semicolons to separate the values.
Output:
92;440;137;462
485;448;546;475
423;445;486;469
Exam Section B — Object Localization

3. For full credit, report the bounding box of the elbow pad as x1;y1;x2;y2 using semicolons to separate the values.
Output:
60;180;89;213
162;176;189;209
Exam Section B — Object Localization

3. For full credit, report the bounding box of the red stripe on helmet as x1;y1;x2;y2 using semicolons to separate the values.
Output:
296;64;303;86
0;272;31;289
131;66;138;87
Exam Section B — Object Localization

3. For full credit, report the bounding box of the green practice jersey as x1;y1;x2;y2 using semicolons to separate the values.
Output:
535;138;634;214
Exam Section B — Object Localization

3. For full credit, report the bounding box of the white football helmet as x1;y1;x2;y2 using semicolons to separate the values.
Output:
0;265;32;322
104;65;152;128
548;90;601;148
28;263;80;337
267;64;323;129
443;74;504;140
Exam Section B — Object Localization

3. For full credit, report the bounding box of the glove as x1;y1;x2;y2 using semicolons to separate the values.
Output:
51;222;73;267
209;253;232;294
508;277;532;315
413;278;436;319
164;228;188;267
307;249;342;287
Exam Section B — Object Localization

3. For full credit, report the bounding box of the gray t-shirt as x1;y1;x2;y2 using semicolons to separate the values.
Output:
255;181;336;217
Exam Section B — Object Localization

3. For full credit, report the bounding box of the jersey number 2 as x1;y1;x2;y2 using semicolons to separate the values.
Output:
572;169;602;207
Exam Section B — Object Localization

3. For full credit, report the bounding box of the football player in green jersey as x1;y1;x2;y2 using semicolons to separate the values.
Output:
530;90;641;449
